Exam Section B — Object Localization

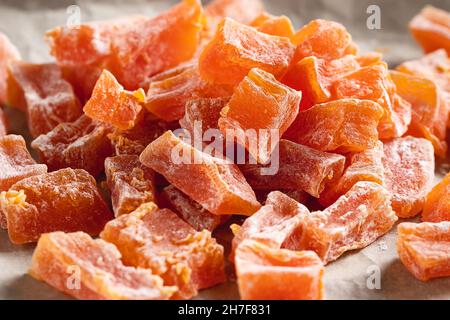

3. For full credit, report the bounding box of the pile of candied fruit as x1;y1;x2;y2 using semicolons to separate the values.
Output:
0;0;449;300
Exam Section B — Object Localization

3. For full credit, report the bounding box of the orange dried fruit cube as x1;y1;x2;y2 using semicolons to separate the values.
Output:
319;141;384;207
235;240;324;300
105;155;156;217
397;222;450;281
160;185;227;232
219;68;301;164
422;172;450;222
409;6;450;55
139;130;260;216
0;32;20;105
7;62;82;138
299;181;397;264
145;63;232;121
287;99;383;153
31;115;114;177
0;168;113;244
240;139;345;198
251;13;296;39
199;18;295;86
84;70;144;130
390;70;448;157
382;137;435;218
30;231;176;300
101;203;226;299
292;19;357;62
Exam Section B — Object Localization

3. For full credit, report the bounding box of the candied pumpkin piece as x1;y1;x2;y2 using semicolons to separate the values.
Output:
382;137;435;218
205;0;264;27
7;62;82;138
0;168;113;244
101;203;226;299
30;231;176;300
235;240;324;300
84;70;144;130
292;19;357;62
0;32;20;105
160;185;227;232
105;155;156;217
319;142;384;207
199;18;295;86
240;140;345;198
298;182;397;264
140;130;260;216
251;13;296;39
409;6;450;55
0;108;7;136
219;68;301;164
397;222;450;281
31;115;113;177
145;63;232;121
422;172;450;222
390;70;448;157
287;99;383;153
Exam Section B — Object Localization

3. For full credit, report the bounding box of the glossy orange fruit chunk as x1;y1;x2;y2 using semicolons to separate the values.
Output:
319;141;384;207
139;130;260;216
0;32;20;105
0;108;7;136
299;181;397;264
292;19;357;62
287;99;383;153
101;203;226;299
251;13;295;39
397;222;450;281
199;18;295;86
30;231;176;300
31;115;114;177
160;185;227;232
235;240;324;300
84;70;144;130
409;6;450;55
0;168;113;244
7;62;82;138
145;63;232;121
219;68;301;164
422;172;450;222
240;139;345;198
382;137;435;218
105;155;156;217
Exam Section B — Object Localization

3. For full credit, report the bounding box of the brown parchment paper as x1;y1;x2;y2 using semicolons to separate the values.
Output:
0;0;449;300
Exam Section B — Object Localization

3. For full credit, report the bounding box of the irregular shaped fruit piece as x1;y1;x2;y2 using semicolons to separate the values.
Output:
292;19;357;62
0;32;20;105
0;108;7;136
145;63;232;121
319;142;384;207
219;68;301;164
7;62;82;138
332;63;412;139
382;137;435;218
231;191;309;260
235;240;324;300
251;13;295;39
390;70;448;157
422;172;450;222
409;6;450;55
84;70;144;130
199;18;295;86
160;185;227;232
287;99;383;153
240;140;345;198
101;203;226;299
31;115;113;177
140;131;260;216
205;0;264;27
299;181;397;264
0;168;113;244
30;231;176;300
397;222;450;281
105;155;156;217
